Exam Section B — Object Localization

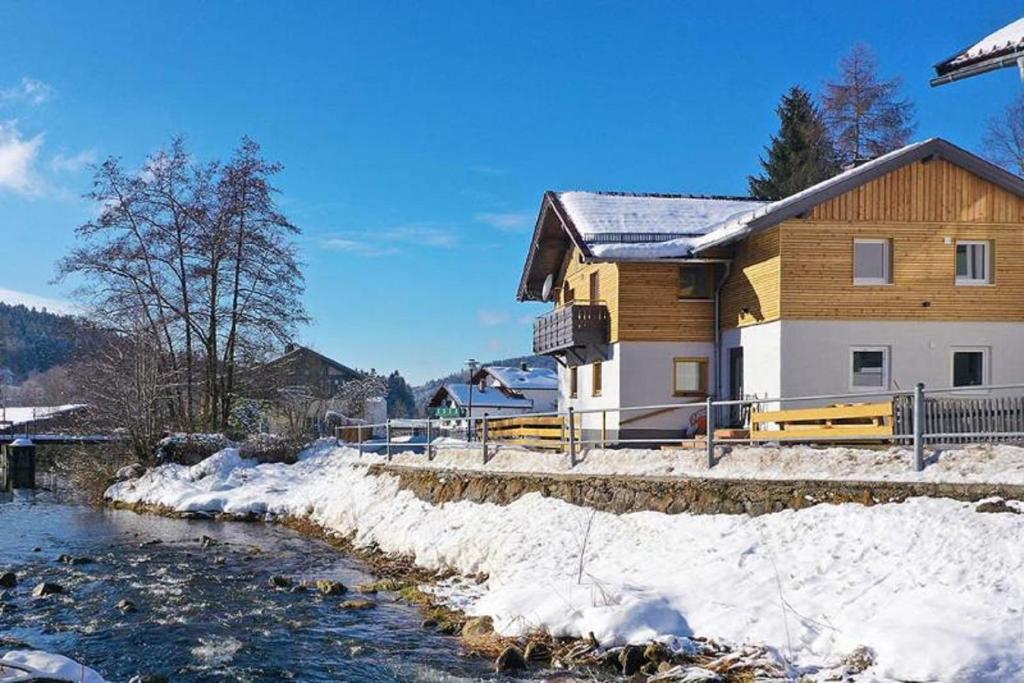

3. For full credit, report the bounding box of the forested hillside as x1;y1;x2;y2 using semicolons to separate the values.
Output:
0;302;93;381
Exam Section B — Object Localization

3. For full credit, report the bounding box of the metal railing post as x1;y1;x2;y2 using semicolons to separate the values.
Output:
913;382;925;472
568;407;577;467
601;410;607;449
426;419;434;460
705;396;715;468
357;425;364;456
482;413;489;464
386;420;392;461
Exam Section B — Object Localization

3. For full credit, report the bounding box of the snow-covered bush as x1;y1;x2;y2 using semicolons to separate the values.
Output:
239;432;300;464
155;433;234;465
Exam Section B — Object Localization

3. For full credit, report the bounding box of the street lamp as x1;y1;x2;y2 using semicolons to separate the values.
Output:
465;358;479;442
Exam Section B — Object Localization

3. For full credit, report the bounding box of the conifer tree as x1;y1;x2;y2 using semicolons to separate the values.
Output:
822;43;916;165
748;86;839;200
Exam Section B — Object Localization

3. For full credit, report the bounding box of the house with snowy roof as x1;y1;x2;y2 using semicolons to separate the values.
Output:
470;364;558;413
426;383;534;432
932;16;1024;86
517;138;1024;441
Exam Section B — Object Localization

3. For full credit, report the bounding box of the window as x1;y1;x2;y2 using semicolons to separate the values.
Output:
952;348;988;388
853;238;892;285
956;241;992;285
569;366;578;398
589;272;600;304
673;357;708;396
592;362;603;397
678;264;712;299
562;281;575;304
851;347;889;390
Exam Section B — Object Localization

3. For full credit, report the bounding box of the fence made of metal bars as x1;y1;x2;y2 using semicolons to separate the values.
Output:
335;381;1024;472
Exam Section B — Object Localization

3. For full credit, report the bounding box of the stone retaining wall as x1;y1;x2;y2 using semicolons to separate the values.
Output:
369;464;1024;516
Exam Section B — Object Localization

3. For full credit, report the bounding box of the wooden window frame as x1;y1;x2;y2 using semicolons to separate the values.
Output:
677;264;714;301
955;240;993;286
589;271;601;304
569;366;578;399
672;357;708;397
591;362;603;397
853;238;893;286
951;346;989;390
850;346;890;392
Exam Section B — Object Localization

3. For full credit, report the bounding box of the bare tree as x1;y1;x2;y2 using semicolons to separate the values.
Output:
822;44;916;165
983;94;1024;175
56;137;309;434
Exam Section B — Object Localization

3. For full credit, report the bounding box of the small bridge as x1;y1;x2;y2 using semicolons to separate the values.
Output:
0;433;122;491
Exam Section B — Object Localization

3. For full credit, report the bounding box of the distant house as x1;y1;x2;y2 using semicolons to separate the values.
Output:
249;344;367;435
0;404;86;434
470;364;558;413
932;16;1024;86
426;382;534;426
255;344;364;399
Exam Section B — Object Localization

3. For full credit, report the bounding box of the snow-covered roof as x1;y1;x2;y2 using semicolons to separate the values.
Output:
933;17;1024;85
482;366;557;391
555;192;766;259
518;138;1024;300
0;404;85;428
433;384;533;409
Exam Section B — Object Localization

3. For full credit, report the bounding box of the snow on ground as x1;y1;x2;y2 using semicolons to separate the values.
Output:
0;651;106;683
108;443;1024;681
391;441;1024;484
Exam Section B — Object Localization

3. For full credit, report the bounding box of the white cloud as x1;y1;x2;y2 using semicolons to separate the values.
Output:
50;149;97;173
323;223;459;256
478;309;511;326
0;287;76;314
1;77;55;106
0;122;45;196
476;211;532;232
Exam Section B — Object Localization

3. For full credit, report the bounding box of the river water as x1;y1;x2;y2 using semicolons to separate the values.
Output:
0;495;500;682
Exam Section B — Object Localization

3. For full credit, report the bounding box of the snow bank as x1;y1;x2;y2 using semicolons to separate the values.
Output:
107;445;1024;681
0;651;106;683
392;441;1024;484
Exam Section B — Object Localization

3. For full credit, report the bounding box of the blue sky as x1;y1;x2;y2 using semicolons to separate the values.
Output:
0;1;1020;383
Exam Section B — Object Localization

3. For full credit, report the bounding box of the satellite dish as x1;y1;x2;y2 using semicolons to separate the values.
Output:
541;273;555;301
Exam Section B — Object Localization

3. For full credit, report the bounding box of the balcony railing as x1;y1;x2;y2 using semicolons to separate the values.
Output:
533;303;609;355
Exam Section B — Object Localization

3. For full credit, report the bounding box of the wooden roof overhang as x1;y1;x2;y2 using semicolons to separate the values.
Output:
516;192;592;302
932;19;1024;87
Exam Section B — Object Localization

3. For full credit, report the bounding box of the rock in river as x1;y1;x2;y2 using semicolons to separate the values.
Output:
314;579;347;596
32;582;64;598
117;598;137;613
340;598;375;610
495;646;527;672
269;575;293;589
0;572;16;588
461;615;494;637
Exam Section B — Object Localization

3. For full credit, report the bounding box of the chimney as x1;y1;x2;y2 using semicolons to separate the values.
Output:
284;342;296;353
520;361;529;371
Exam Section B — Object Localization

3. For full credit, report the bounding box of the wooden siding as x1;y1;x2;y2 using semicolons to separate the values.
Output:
720;227;781;328
811;158;1024;224
559;247;620;340
781;220;1024;320
617;262;715;342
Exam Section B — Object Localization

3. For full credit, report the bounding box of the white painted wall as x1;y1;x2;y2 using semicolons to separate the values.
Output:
778;320;1024;399
617;341;714;434
559;345;622;433
722;321;782;406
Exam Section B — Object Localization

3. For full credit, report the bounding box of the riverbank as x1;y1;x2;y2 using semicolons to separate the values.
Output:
104;440;1024;681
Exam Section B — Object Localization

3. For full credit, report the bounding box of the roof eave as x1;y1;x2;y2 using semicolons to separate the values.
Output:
516;192;594;302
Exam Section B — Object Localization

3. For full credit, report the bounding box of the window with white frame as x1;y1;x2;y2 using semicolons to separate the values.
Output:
952;348;988;388
851;347;889;389
955;241;992;285
853;238;892;285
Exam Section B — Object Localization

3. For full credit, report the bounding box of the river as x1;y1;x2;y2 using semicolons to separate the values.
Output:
0;494;502;682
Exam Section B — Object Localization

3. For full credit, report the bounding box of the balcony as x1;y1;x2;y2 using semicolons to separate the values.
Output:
533;303;610;356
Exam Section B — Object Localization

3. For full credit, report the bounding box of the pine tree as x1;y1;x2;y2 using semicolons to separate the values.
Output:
386;371;417;418
748;86;839;201
822;43;916;165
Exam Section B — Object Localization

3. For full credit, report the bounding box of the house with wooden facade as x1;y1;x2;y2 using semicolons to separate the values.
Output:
517;138;1024;441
